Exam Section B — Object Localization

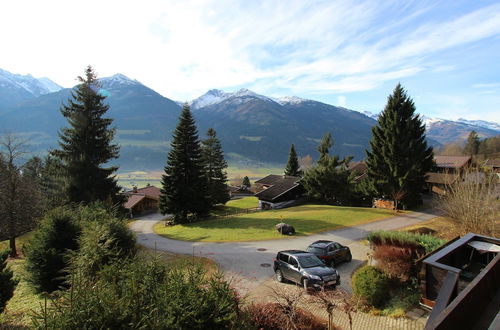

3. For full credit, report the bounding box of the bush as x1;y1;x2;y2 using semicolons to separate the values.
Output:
246;302;328;330
352;266;388;308
70;217;136;278
372;245;415;281
0;249;18;313
24;207;81;293
33;258;244;329
368;230;445;254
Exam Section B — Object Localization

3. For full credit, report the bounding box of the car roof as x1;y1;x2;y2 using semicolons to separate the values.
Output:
309;240;337;248
278;250;311;256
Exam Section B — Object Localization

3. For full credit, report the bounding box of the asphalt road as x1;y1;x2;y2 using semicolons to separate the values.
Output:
130;210;437;293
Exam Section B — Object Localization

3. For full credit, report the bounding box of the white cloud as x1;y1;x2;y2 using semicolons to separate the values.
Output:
337;95;346;107
1;0;500;108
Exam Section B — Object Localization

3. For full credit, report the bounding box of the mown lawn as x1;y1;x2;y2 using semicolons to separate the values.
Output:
211;196;259;216
154;204;397;242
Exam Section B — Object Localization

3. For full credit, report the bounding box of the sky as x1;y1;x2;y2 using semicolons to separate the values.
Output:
1;0;499;122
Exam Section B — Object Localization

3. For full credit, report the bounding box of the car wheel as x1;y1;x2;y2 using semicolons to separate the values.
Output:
345;252;352;262
302;278;309;291
275;269;284;283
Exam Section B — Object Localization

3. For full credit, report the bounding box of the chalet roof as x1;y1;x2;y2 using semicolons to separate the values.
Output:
485;159;500;168
254;174;284;185
254;176;301;202
434;155;471;169
348;161;367;174
134;186;161;199
425;172;459;185
123;194;146;209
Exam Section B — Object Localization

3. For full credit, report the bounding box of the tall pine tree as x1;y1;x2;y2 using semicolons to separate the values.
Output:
52;66;121;205
317;133;333;166
160;104;210;223
365;84;433;208
464;130;480;156
284;144;301;177
202;128;230;206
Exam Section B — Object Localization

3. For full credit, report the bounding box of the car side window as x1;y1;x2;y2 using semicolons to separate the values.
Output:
289;257;299;268
334;243;341;250
279;253;288;263
328;245;335;252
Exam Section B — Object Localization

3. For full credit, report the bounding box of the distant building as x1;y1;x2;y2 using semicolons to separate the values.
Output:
425;155;472;195
254;175;304;209
348;161;368;182
123;185;161;218
484;159;500;173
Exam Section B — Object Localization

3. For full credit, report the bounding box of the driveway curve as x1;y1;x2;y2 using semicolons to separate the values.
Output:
130;210;437;293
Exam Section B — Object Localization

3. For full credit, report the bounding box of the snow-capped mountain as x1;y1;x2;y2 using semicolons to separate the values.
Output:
99;73;142;88
274;96;308;105
190;88;276;109
456;118;500;131
0;68;63;108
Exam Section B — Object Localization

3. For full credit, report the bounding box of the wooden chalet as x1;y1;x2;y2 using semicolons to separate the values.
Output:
425;156;472;195
348;161;368;182
254;175;303;209
484;159;500;173
421;233;500;330
123;185;161;218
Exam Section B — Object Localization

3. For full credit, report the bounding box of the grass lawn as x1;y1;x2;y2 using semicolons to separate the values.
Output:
401;216;459;240
154;204;397;242
0;231;33;252
211;196;259;216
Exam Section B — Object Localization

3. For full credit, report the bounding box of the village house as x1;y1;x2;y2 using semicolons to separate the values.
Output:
254;175;304;209
425;155;472;195
484;158;500;173
123;185;161;218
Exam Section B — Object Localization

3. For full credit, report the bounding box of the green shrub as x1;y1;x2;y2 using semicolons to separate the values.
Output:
33;258;244;329
0;249;18;313
70;217;136;278
368;230;445;254
24;207;81;293
352;266;388;308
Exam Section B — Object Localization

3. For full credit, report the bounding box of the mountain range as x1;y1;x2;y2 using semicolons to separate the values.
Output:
0;68;499;170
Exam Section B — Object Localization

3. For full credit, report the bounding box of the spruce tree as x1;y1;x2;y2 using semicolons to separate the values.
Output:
160;104;210;223
317;133;333;166
202;128;230;206
284;144;301;177
0;249;17;313
464;130;480;156
242;176;251;189
365;84;433;208
52;66;121;205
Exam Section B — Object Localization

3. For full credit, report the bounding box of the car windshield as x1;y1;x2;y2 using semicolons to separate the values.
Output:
306;247;325;254
297;255;324;268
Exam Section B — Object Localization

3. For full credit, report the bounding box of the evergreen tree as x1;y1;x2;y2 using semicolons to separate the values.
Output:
201;128;230;206
52;66;122;205
160;104;210;223
284;144;301;177
365;84;433;208
317;133;333;166
0;249;17;313
242;176;251;189
464;130;480;156
302;136;354;205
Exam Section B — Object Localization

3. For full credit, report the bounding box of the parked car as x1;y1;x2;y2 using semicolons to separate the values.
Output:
306;240;352;267
273;250;340;290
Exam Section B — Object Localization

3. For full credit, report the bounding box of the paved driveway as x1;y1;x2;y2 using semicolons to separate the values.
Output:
130;210;437;294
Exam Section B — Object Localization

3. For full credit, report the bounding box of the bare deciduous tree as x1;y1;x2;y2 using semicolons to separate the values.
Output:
436;169;499;237
270;284;305;330
0;134;43;257
309;288;356;330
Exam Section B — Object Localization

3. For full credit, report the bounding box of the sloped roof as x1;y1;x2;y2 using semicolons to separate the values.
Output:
124;194;146;209
254;174;284;185
348;161;367;174
135;186;161;199
485;159;500;168
254;176;301;202
434;155;471;169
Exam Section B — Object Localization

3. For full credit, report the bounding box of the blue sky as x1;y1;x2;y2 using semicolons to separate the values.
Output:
1;0;499;121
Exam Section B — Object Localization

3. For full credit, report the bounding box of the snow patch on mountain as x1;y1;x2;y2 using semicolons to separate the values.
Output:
191;88;276;109
274;96;307;105
100;74;142;88
0;68;62;96
457;118;500;131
